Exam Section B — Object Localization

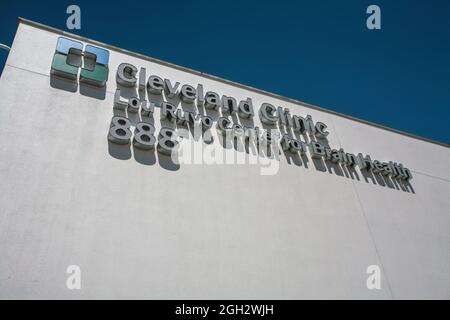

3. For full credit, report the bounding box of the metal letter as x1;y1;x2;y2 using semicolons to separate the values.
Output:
180;84;197;103
259;103;278;125
116;63;137;87
147;75;164;94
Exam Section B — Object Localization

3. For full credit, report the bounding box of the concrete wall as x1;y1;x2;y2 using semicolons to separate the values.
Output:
0;21;449;299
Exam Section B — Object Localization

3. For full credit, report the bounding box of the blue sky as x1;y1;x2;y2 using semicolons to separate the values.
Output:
1;0;449;143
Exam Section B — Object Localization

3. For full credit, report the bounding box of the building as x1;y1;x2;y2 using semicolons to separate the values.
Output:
0;18;449;299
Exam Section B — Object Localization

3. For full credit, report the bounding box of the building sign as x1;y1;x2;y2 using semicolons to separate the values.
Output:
51;37;109;87
49;38;412;181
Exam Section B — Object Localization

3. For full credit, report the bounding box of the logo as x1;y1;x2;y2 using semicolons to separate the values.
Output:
51;37;109;87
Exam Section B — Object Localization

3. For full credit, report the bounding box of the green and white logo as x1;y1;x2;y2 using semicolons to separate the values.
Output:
51;37;109;87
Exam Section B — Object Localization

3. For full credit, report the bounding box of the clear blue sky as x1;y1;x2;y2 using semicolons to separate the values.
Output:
1;0;449;143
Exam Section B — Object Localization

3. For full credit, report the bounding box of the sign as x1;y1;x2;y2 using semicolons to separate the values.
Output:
49;38;412;181
51;37;109;87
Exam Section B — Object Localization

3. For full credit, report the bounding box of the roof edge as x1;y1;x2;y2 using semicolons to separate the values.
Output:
17;17;450;148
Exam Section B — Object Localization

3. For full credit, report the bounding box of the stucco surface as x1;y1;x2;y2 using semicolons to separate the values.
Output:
0;22;448;299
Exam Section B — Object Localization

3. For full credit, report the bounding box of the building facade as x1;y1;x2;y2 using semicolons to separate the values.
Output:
0;19;449;299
